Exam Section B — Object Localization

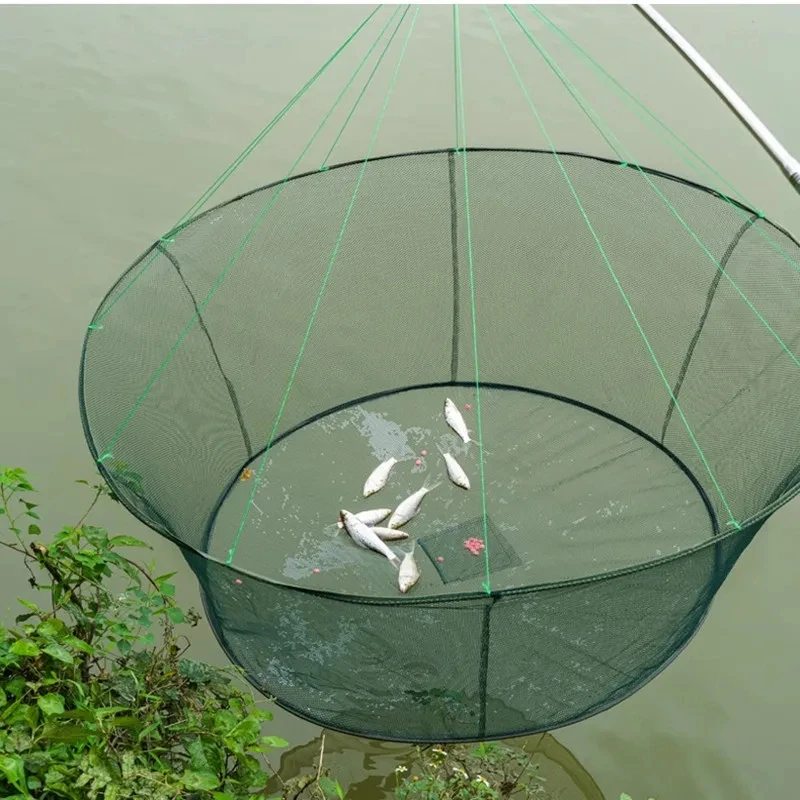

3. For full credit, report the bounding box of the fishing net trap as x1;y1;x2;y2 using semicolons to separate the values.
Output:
79;5;800;742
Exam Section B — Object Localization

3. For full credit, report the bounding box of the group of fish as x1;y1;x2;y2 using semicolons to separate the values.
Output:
338;398;472;594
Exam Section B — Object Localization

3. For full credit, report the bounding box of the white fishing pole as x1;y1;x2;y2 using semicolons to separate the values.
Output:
636;3;800;195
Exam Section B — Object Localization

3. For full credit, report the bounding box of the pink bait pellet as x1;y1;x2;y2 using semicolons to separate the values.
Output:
313;568;320;574
234;579;242;585
421;449;428;456
465;403;472;410
436;556;444;563
415;459;422;466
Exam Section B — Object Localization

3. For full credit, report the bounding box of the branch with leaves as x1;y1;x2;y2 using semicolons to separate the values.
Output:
0;465;288;800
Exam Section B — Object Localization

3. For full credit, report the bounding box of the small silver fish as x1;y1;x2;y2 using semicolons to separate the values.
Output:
371;525;410;541
398;541;420;593
444;397;471;443
336;508;392;529
388;481;441;529
340;510;400;567
438;445;470;490
363;457;399;498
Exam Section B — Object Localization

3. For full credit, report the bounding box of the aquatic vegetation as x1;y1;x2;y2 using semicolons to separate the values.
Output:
0;466;288;799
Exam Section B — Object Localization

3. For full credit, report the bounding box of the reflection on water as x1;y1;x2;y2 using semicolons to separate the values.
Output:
268;729;606;800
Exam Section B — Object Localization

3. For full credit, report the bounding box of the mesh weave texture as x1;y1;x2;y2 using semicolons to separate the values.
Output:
80;149;800;741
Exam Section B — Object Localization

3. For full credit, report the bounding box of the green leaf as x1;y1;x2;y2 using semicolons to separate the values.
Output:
159;582;175;597
109;535;150;549
116;640;132;655
212;794;237;800
17;599;39;614
42;644;74;664
61;709;96;722
0;754;28;795
213;710;237;734
620;795;633;800
27;524;41;536
63;636;94;654
108;716;141;730
0;687;6;708
37;694;65;716
37;618;67;638
261;735;289;748
166;607;185;624
188;737;223;776
182;770;220;791
226;715;261;745
40;723;92;743
81;526;109;547
319;776;345;799
178;658;217;684
9;639;40;657
94;706;128;718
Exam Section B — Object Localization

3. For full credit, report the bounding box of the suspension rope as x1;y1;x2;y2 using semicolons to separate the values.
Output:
488;4;739;529
508;6;800;371
529;5;800;280
319;6;407;169
97;9;404;465
90;5;384;329
226;5;421;565
454;5;492;595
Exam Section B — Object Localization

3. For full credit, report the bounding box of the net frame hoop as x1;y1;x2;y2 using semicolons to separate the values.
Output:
78;147;800;606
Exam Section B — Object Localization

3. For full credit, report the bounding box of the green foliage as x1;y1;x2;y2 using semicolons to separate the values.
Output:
394;742;547;800
0;466;288;799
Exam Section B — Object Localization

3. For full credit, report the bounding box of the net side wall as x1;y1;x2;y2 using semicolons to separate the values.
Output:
187;518;757;742
661;219;800;524
80;149;800;555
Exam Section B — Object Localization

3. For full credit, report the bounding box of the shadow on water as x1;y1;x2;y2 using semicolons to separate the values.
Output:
267;728;606;799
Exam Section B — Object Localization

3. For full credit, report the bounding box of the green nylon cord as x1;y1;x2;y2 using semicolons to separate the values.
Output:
227;5;420;565
513;28;624;162
508;7;800;372
98;13;404;465
529;5;800;279
452;5;461;151
454;5;492;595
320;5;408;169
491;4;739;528
531;5;757;210
92;5;383;328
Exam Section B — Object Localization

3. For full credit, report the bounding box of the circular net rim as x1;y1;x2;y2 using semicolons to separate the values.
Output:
79;147;800;606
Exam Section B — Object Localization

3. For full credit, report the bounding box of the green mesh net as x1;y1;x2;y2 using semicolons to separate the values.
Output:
79;5;800;742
